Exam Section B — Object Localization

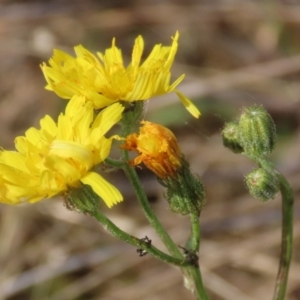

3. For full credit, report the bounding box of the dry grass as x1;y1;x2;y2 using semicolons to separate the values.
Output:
0;1;299;299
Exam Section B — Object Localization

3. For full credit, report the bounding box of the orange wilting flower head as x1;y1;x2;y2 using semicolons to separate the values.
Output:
121;121;182;178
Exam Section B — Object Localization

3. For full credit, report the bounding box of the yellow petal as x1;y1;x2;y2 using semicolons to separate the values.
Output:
91;103;124;136
40;115;57;138
14;136;29;154
25;128;42;147
49;140;94;170
0;163;32;185
131;36;144;70
45;156;81;184
80;172;123;208
74;45;99;66
39;170;62;197
65;95;87;116
50;49;75;67
42;66;82;98
0;152;29;173
175;90;201;118
164;31;179;69
57;114;73;140
104;38;124;66
93;137;113;162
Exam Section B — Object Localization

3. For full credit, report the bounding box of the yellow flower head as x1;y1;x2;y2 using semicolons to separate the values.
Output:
41;32;200;118
0;95;124;208
121;121;182;178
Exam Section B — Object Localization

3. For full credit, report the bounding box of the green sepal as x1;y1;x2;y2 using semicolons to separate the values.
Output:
64;184;100;215
120;101;144;136
158;158;206;216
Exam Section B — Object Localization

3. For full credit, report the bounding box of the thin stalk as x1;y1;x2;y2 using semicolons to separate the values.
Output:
175;170;210;300
273;173;294;300
187;212;210;300
189;212;200;252
119;103;182;258
123;153;209;300
106;157;182;257
122;153;182;259
105;157;126;168
92;210;189;267
119;110;210;298
189;267;210;300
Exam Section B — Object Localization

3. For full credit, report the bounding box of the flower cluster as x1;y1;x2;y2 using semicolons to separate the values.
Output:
0;32;200;208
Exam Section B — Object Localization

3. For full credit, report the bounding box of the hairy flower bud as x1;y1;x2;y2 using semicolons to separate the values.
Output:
222;121;243;153
238;105;276;158
245;168;279;202
159;158;206;215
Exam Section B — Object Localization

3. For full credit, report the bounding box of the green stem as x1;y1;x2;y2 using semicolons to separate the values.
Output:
189;267;210;300
123;158;214;299
179;171;200;252
105;157;126;168
107;151;183;258
176;172;210;300
119;111;210;298
92;210;189;267
119;103;181;257
122;154;182;259
187;213;210;300
273;173;294;300
189;212;200;251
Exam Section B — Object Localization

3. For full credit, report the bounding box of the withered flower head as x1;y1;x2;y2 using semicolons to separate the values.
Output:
121;121;182;178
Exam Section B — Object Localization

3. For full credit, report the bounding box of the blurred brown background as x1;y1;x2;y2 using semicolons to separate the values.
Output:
0;1;299;299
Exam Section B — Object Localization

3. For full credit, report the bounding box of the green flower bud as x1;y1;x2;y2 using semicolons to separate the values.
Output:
245;168;279;202
238;105;276;158
158;158;206;215
222;121;243;153
64;185;100;214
